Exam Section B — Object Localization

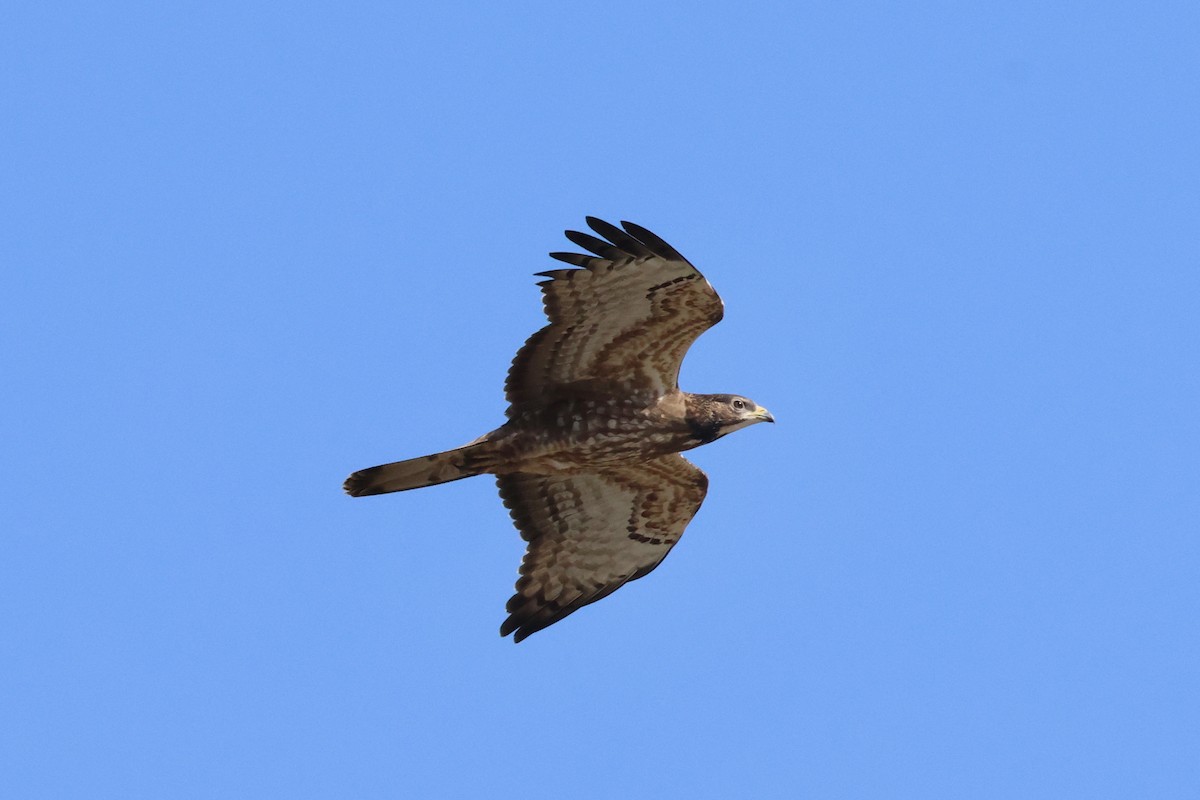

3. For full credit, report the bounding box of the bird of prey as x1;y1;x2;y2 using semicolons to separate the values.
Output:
344;217;773;642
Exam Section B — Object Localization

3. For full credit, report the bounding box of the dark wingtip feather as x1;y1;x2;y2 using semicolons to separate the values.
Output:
621;220;687;262
500;613;535;642
548;251;594;267
343;470;374;497
585;217;653;258
565;229;623;259
500;598;555;642
500;618;536;643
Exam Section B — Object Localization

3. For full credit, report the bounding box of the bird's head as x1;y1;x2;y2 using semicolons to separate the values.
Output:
686;393;774;443
716;394;775;431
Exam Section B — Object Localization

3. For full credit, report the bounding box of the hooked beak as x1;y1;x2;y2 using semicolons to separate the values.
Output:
754;405;775;424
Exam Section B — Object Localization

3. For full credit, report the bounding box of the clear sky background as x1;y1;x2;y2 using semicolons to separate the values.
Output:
3;2;1198;798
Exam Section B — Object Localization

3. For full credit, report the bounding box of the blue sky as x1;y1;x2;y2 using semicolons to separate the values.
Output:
3;2;1198;797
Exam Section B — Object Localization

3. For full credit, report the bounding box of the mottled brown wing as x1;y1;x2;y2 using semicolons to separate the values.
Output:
505;218;724;413
496;454;709;642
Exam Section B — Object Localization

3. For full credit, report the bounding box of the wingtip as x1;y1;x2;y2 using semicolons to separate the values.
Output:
619;220;686;262
499;616;525;642
548;251;592;267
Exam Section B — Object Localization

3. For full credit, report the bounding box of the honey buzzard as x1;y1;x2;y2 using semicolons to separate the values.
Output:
344;218;773;642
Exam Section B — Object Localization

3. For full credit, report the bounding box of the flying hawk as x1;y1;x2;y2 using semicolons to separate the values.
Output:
344;217;773;642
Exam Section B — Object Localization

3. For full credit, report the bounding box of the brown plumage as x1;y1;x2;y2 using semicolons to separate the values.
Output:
344;218;773;642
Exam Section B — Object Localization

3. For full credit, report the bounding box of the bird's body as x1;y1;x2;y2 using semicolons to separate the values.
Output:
344;218;773;642
489;391;702;470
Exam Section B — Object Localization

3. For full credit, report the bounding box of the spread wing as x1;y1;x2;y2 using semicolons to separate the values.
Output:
505;218;724;413
496;454;709;642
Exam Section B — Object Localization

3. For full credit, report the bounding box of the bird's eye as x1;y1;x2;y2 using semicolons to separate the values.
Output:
732;399;746;410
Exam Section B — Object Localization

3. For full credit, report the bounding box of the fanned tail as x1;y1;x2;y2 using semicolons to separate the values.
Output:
343;442;491;496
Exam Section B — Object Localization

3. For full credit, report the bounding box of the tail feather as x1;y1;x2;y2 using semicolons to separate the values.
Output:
343;443;490;497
